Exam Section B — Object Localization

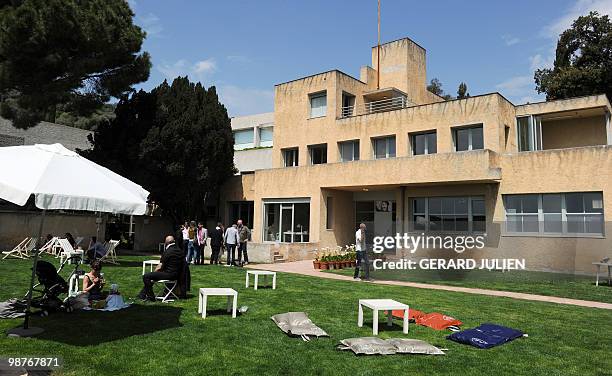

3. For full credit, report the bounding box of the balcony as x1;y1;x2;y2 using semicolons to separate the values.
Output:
341;87;415;118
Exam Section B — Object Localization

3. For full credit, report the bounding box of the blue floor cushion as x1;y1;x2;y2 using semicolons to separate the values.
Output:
447;323;524;349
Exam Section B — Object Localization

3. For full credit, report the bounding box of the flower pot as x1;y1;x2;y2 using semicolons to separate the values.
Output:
313;260;321;269
320;262;329;270
329;262;336;270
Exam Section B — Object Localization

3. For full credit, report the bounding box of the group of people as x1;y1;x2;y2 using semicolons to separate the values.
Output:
178;219;251;267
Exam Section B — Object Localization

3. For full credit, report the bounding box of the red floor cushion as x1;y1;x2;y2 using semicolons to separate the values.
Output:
416;312;463;330
385;309;426;321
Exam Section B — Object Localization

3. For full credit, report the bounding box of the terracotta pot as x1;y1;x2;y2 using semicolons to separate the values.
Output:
313;260;320;269
320;262;329;270
329;262;336;270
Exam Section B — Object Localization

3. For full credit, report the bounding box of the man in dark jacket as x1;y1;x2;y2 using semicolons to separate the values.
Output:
138;235;184;301
209;223;224;265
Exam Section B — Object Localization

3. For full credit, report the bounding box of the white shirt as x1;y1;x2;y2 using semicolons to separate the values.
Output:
355;229;366;251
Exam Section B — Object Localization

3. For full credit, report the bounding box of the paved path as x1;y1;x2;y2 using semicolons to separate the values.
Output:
246;260;612;310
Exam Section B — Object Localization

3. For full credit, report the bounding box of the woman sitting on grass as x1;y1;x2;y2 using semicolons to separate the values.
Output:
83;260;106;301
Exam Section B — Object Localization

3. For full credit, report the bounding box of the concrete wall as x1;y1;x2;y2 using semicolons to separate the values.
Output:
542;115;607;149
133;216;174;252
234;147;273;172
0;211;103;251
0;118;92;151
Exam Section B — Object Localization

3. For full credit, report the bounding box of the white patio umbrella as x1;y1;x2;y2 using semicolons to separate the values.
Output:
0;143;150;336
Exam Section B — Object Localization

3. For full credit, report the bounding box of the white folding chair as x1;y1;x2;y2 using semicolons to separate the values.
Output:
58;238;84;265
99;239;120;264
74;236;84;248
39;237;62;257
155;280;178;303
68;274;86;296
2;237;34;259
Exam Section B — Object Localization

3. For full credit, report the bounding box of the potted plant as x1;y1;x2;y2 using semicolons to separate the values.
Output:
319;249;330;270
313;249;321;269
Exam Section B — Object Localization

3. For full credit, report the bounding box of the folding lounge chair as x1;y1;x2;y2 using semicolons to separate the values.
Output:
2;237;35;260
58;238;84;265
39;237;61;257
99;240;120;264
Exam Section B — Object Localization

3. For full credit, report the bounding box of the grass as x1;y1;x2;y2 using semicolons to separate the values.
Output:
326;266;612;303
0;255;610;376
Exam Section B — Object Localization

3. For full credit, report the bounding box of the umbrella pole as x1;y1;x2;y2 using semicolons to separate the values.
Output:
8;209;46;337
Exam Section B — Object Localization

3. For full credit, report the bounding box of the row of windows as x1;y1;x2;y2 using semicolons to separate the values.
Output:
233;126;274;150
282;125;484;167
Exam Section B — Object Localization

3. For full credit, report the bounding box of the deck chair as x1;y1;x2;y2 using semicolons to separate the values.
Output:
74;236;84;248
99;240;120;264
2;237;36;259
58;238;84;265
39;237;62;257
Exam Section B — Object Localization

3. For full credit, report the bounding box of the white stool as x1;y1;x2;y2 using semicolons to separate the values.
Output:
142;259;161;275
198;288;237;319
155;280;178;303
358;299;409;335
245;270;277;290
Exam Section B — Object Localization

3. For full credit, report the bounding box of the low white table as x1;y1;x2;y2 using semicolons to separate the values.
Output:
358;299;409;335
245;270;277;290
142;259;160;275
593;262;612;286
198;288;238;319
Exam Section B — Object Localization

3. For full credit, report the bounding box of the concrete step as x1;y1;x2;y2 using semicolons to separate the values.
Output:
273;254;286;263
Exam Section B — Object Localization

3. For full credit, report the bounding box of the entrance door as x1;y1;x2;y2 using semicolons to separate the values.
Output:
355;200;396;252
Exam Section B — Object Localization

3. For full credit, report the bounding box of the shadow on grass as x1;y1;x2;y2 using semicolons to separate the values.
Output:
30;304;183;345
101;261;149;268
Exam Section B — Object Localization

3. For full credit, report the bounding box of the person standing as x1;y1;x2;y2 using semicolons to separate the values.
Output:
186;221;197;264
237;219;251;266
224;223;239;266
209;222;224;265
195;222;208;265
180;221;189;252
353;223;370;281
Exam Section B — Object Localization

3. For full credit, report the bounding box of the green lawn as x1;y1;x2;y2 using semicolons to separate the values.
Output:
0;256;611;376
326;266;612;303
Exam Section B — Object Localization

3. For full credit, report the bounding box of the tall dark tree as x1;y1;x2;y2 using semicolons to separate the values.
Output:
535;11;612;100
83;77;236;224
0;0;151;129
427;78;453;100
457;82;469;99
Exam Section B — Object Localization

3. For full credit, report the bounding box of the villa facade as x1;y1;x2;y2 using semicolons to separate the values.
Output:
222;37;612;274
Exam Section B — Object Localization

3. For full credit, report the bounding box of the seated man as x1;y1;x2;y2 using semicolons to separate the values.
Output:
138;235;183;302
86;236;106;262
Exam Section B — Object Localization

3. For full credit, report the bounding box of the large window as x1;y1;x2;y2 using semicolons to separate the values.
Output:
233;128;254;150
454;125;484;151
308;144;327;165
411;131;437;155
283;148;299;167
229;201;254;229
411;196;485;233
517;116;542;152
259;127;273;147
339;140;360;162
373;136;396;159
263;201;310;243
309;92;327;118
504;192;604;236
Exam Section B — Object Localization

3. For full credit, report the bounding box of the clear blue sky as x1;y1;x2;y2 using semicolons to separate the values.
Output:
128;0;612;116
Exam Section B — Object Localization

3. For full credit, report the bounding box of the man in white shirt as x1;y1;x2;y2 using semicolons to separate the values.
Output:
353;223;370;280
224;224;239;266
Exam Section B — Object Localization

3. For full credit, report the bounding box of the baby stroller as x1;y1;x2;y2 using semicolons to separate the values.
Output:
26;259;79;315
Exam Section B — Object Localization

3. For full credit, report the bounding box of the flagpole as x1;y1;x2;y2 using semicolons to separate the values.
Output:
377;0;381;90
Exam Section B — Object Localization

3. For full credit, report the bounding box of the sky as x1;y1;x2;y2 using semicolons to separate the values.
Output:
127;0;612;117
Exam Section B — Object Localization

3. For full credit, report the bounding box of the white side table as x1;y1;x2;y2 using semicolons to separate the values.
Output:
198;288;238;319
358;299;409;335
593;262;612;286
245;270;277;290
142;260;160;275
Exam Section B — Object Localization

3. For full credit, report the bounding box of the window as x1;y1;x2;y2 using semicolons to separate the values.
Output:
308;144;327;165
233;128;254;150
454;125;484;151
309;92;327;118
373;136;396;159
411;196;485;233
263;201;310;242
259;127;273;147
341;92;356;117
339;140;360;162
283;148;299;167
517;116;542;152
504;192;604;236
411;131;437;155
229;201;254;229
326;196;333;229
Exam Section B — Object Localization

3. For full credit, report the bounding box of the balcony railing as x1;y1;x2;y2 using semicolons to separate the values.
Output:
341;96;413;118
